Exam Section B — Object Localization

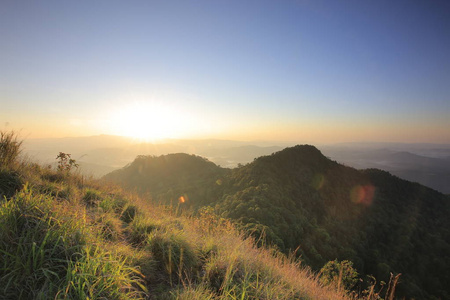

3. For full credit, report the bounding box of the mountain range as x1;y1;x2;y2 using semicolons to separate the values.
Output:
104;145;450;299
22;135;450;194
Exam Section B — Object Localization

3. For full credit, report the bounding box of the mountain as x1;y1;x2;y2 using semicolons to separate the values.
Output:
104;145;450;299
320;144;450;194
105;153;228;207
1;133;353;300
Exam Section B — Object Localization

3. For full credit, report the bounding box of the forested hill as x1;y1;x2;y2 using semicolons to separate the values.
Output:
103;145;450;299
104;153;228;206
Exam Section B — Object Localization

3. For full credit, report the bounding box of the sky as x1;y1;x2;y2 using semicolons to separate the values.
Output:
1;0;450;143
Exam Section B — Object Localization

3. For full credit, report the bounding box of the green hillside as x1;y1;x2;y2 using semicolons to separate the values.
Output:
105;153;228;207
104;145;450;299
1;132;357;299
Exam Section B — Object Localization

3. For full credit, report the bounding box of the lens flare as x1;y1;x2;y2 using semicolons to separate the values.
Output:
350;185;375;206
311;173;325;190
179;195;187;203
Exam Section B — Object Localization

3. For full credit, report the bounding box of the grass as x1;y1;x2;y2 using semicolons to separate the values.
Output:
0;130;22;168
0;131;385;299
0;168;23;199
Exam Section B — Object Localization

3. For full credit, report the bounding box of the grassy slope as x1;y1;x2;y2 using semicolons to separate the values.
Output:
0;155;354;299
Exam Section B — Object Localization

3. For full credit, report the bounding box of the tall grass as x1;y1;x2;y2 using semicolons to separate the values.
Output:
62;245;146;299
0;168;23;199
0;184;144;299
0;186;85;298
0;130;22;168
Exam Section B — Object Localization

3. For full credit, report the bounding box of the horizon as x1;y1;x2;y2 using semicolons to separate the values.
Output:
2;1;450;144
17;134;450;153
20;132;450;147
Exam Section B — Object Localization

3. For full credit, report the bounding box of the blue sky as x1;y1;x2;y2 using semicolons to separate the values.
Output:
1;0;449;143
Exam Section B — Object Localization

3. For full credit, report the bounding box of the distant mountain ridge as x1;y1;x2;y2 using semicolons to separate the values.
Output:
22;135;450;193
321;145;450;193
103;145;450;299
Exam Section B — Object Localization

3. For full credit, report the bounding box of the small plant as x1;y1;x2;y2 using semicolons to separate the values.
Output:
56;152;79;172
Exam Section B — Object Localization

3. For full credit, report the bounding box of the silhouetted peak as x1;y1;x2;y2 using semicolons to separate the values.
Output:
279;144;324;158
254;144;336;171
132;152;213;166
104;152;225;186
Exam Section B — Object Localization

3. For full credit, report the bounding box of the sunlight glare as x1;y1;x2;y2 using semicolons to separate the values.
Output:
107;102;187;141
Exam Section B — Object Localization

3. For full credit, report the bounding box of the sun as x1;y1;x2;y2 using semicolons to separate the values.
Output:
107;102;184;141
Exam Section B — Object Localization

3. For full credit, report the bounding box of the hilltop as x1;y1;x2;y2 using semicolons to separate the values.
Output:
1;131;356;299
105;145;450;299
